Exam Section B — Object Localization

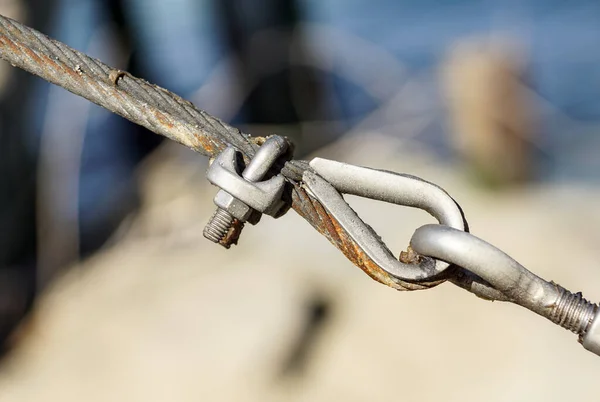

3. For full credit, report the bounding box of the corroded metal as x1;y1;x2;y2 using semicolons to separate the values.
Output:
0;14;309;180
290;182;445;291
0;14;442;291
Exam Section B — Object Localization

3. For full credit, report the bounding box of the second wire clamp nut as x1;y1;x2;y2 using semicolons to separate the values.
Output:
203;136;290;248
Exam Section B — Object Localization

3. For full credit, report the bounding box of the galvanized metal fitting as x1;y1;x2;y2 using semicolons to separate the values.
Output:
582;311;600;355
410;224;600;357
547;287;600;355
203;136;290;248
302;158;467;281
547;285;600;355
549;285;598;336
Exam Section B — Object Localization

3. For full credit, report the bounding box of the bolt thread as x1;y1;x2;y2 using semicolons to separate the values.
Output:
203;209;235;244
549;285;598;335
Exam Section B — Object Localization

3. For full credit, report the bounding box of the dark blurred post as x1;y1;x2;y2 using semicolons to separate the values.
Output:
0;0;56;348
217;0;333;156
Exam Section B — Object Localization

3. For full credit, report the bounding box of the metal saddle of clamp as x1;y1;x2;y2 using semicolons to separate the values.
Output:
203;136;290;248
302;158;467;282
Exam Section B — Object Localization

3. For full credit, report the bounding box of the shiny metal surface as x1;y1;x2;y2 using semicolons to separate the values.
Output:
582;312;600;355
204;136;289;247
410;224;600;356
303;158;466;281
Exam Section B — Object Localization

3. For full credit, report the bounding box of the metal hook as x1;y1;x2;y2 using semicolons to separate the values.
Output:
410;224;600;356
302;158;467;281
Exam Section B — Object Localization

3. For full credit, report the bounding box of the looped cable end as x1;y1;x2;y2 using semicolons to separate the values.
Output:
301;158;467;283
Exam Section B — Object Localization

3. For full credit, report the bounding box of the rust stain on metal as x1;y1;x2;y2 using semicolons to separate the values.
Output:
251;136;267;146
220;219;244;248
152;110;174;129
399;246;420;264
194;133;216;154
290;181;444;291
41;54;77;78
23;48;81;86
1;37;24;59
109;69;127;85
291;183;401;289
189;125;234;158
22;46;44;65
20;43;82;82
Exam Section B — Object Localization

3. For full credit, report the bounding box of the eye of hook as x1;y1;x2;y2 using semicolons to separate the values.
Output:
302;158;467;281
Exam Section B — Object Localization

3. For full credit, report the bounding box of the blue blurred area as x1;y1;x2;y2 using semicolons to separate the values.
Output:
28;0;600;216
300;0;600;178
29;0;228;255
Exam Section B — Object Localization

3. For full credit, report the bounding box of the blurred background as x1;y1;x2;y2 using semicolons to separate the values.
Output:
0;0;599;400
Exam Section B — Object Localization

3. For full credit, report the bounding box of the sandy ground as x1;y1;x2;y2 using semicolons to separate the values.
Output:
0;133;599;401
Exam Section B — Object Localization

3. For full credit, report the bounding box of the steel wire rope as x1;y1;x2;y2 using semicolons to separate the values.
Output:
0;14;450;291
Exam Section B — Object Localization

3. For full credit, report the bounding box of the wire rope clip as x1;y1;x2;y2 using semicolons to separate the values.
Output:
203;136;289;248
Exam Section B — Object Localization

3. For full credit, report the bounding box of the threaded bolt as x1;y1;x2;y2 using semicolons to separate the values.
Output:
549;285;598;338
203;209;242;249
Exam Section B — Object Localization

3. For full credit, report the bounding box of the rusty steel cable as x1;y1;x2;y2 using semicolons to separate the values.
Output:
0;14;447;291
3;15;600;359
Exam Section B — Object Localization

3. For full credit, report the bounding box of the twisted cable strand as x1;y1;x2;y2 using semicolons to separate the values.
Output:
0;14;441;292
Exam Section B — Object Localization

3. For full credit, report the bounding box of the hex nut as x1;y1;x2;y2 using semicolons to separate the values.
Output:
214;190;254;222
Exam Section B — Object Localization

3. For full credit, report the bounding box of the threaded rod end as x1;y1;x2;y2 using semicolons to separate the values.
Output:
549;285;598;335
204;209;236;247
